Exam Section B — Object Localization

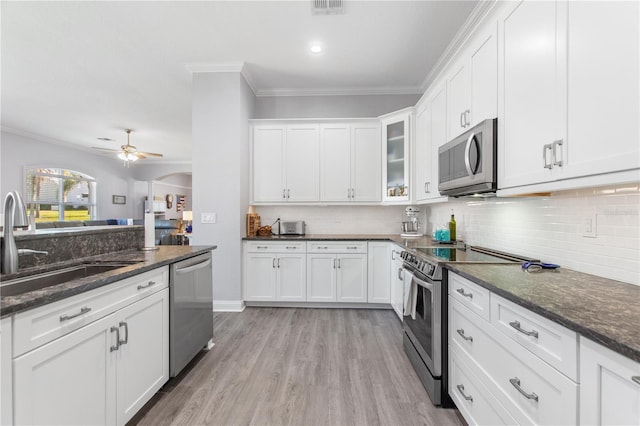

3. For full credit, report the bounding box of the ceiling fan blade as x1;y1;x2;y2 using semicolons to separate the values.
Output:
92;147;120;153
137;151;163;158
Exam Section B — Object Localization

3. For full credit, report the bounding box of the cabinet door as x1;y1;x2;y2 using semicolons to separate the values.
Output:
447;60;470;140
414;101;432;203
498;0;566;189
430;86;447;200
352;124;382;202
565;1;640;179
252;126;285;202
390;249;405;320
286;125;320;202
320;124;351;202
14;314;117;426
336;254;367;303
580;338;640;426
367;242;391;303
116;289;169;425
306;254;337;302
277;254;307;301
469;25;497;126
244;253;277;301
382;111;411;202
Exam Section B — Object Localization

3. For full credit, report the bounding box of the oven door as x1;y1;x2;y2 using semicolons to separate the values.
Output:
438;118;496;196
403;271;441;376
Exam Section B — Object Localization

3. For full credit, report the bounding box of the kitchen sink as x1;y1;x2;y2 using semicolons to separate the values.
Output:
0;263;138;297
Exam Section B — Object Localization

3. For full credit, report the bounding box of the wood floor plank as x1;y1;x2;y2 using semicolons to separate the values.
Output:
131;307;461;426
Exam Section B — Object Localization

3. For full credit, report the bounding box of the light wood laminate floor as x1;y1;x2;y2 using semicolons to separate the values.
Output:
131;308;463;426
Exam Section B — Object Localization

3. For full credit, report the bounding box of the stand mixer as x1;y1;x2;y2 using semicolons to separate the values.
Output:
401;206;424;237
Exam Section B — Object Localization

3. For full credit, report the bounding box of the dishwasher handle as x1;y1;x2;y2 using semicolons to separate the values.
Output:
174;257;212;274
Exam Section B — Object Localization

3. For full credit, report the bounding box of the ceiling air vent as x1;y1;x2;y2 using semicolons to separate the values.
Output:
311;0;344;15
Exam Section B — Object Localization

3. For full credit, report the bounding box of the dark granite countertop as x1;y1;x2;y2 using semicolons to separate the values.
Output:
1;245;217;318
243;233;436;247
446;263;640;363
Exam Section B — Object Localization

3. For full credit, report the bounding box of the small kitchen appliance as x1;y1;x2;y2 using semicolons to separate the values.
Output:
401;206;423;237
279;220;305;235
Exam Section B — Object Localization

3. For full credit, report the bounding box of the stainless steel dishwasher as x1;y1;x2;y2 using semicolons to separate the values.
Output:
169;251;213;377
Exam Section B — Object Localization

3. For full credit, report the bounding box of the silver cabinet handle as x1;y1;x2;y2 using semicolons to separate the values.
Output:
333;259;337;269
464;110;471;127
464;132;478;177
137;280;157;290
272;258;276;268
346;246;358;250
424;182;430;194
391;250;396;261
337;259;341;269
632;376;640;385
351;188;355;199
110;326;120;352
256;246;268;249
277;258;281;268
543;144;553;169
509;320;539;338
282;189;286;199
398;268;403;281
347;188;351;199
287;189;290;199
285;246;297;250
119;321;129;345
552;139;564;167
456;384;473;402
457;328;473;342
60;306;91;322
460;112;465;128
456;288;473;299
510;377;539;402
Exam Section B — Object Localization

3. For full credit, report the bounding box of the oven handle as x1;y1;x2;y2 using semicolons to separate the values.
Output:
411;273;434;291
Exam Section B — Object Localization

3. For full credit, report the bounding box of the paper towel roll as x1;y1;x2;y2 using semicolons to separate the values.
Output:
144;213;155;248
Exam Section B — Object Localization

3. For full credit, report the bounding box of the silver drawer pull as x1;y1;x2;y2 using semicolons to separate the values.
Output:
110;326;120;352
59;307;91;322
509;320;539;339
137;280;157;290
456;384;473;402
456;288;473;299
346;246;358;250
285;246;297;250
119;321;129;345
457;328;473;342
256;246;268;249
317;246;329;250
632;376;640;385
509;377;539;402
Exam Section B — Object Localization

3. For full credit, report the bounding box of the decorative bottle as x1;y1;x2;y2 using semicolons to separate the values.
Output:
449;211;456;241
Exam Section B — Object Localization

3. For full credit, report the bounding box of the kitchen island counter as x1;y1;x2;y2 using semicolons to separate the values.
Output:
1;245;216;317
446;263;640;363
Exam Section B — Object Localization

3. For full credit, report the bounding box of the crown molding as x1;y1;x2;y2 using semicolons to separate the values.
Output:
420;0;497;92
1;126;83;151
185;61;258;95
254;85;423;97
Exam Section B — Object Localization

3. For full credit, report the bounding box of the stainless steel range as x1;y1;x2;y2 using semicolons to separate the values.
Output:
400;245;535;407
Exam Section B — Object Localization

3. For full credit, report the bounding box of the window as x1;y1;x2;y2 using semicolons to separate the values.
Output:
25;167;97;222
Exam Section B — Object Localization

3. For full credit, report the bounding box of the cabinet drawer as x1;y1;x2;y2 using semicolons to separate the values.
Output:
13;267;168;357
449;346;518;426
491;293;578;381
466;322;578;425
449;296;492;362
307;241;367;253
245;241;306;253
448;272;491;321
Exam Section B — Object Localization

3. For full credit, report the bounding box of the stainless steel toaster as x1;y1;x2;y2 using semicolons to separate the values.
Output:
280;220;305;235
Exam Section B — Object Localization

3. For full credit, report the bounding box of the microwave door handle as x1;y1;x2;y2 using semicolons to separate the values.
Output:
464;132;476;176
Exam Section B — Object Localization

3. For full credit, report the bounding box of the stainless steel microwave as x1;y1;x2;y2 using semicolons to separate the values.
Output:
438;118;497;197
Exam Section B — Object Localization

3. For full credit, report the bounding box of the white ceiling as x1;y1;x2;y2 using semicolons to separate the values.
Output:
1;1;477;163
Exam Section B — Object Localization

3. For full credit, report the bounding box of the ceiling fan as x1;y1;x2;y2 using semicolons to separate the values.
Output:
93;129;163;165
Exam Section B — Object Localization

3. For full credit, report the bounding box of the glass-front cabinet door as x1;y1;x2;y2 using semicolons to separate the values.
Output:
381;108;412;202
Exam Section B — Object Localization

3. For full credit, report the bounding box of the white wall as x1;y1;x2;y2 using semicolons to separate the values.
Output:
254;94;420;119
0;130;138;219
427;184;640;286
192;72;255;305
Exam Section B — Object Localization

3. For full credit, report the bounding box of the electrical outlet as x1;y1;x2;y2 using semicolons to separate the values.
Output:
583;213;597;238
201;212;217;224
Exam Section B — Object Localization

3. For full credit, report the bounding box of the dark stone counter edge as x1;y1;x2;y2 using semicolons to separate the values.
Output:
1;245;217;318
445;265;640;364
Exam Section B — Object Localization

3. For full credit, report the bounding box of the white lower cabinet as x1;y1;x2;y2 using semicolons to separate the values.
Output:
243;243;307;302
367;242;391;304
580;338;640;426
12;269;169;426
448;272;578;425
390;246;404;320
307;252;367;303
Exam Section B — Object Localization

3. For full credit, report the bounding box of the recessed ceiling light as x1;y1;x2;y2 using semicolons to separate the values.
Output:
310;45;322;54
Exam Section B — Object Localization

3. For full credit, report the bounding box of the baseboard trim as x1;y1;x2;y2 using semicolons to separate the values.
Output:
212;300;246;312
244;302;392;309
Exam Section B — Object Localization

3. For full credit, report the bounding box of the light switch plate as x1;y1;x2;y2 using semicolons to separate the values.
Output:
201;212;217;224
583;213;597;238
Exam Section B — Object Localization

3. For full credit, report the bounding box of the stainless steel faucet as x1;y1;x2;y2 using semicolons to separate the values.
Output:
2;191;30;274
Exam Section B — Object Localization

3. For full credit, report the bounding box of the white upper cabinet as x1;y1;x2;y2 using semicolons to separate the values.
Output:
564;0;640;180
285;125;320;202
319;121;381;203
498;0;567;189
381;108;412;203
447;24;497;140
252;125;286;203
414;84;447;203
